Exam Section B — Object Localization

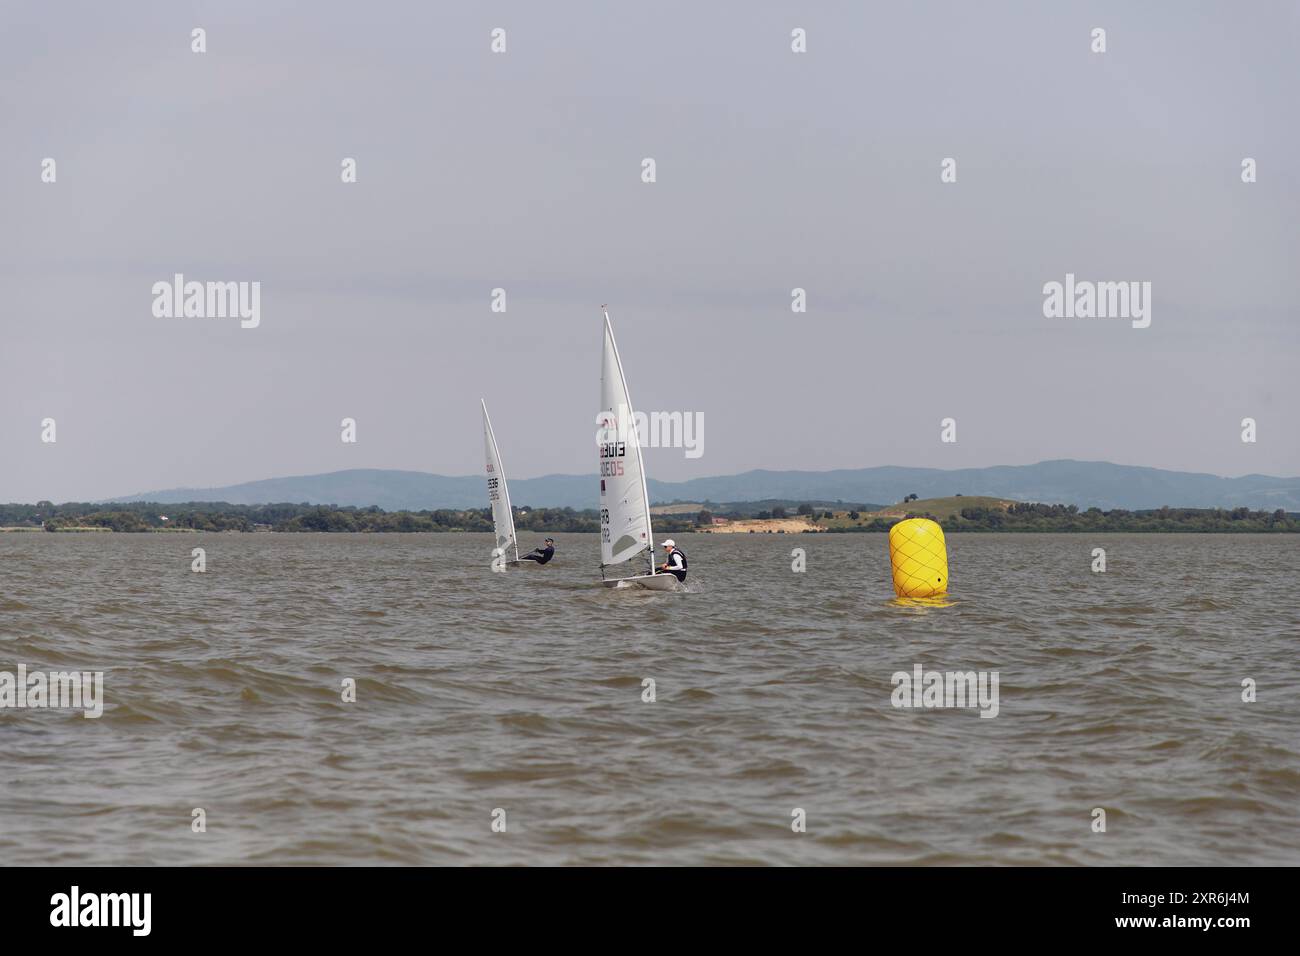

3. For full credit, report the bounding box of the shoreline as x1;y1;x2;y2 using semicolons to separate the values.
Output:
8;527;1299;535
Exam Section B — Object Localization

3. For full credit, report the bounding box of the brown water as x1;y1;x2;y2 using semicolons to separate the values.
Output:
1;532;1297;865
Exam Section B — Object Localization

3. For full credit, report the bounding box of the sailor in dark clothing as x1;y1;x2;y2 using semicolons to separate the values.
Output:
520;538;556;564
657;539;687;582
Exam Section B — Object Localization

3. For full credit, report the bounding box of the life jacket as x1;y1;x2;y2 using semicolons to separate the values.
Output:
663;547;687;579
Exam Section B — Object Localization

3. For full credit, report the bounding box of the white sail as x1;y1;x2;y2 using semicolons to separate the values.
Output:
482;399;518;563
598;310;655;574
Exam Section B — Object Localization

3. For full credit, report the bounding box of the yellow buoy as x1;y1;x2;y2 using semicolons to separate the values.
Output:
888;518;949;598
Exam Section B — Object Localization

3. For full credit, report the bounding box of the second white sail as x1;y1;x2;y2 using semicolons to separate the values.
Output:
482;399;519;565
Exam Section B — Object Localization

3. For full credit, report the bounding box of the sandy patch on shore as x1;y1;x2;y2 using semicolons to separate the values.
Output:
702;517;823;534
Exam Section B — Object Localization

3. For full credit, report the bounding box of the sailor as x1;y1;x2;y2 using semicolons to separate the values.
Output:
520;538;556;564
657;539;687;582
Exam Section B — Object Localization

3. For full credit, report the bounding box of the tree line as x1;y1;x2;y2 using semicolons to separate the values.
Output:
825;503;1298;533
5;500;1294;533
2;501;701;534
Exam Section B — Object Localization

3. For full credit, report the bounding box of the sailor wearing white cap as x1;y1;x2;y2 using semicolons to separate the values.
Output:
657;540;688;583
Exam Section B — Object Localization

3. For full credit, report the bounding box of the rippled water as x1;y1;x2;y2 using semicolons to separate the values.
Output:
1;531;1297;865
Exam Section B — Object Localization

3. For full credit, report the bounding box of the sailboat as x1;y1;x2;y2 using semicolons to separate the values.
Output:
482;399;520;566
598;308;679;590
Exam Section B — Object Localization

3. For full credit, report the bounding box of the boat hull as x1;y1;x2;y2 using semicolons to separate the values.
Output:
603;572;680;591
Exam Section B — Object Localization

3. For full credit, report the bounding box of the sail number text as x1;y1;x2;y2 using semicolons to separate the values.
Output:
599;441;626;478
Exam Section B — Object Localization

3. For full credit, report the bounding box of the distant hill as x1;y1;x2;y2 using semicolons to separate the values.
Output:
815;496;1012;531
107;460;1300;511
653;462;1300;511
109;469;587;512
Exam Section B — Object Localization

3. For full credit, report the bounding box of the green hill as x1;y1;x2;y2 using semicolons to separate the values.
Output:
819;496;1013;529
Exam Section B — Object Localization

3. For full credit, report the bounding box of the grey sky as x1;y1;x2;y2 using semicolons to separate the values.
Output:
2;0;1297;503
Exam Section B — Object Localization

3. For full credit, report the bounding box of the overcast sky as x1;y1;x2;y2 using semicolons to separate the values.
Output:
2;0;1297;502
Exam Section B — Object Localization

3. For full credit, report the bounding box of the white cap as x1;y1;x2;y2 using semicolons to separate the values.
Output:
662;539;675;547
